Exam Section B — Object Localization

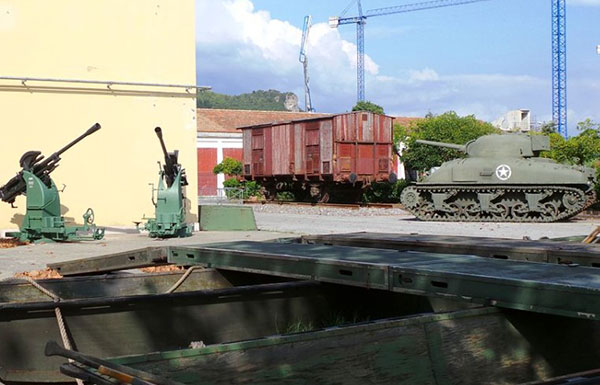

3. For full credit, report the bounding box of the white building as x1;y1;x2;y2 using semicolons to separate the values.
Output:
493;109;531;133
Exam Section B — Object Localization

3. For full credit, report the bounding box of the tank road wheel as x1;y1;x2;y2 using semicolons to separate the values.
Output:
447;203;463;220
540;201;560;221
451;199;480;221
465;203;481;221
490;202;510;220
512;202;530;221
417;202;435;220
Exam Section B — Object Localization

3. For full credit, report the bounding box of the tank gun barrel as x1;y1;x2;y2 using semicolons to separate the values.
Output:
416;139;466;152
0;123;101;204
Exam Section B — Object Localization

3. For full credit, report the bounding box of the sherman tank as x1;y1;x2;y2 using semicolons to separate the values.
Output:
400;134;597;222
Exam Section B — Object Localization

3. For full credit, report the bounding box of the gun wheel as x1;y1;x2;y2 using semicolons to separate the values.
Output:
84;208;95;225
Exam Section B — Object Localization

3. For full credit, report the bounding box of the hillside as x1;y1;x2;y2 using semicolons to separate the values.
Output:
197;90;300;112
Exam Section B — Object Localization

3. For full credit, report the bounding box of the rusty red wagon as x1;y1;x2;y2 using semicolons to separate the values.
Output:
240;111;397;202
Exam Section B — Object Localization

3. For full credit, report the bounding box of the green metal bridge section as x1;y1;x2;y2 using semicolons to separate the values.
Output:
169;241;600;320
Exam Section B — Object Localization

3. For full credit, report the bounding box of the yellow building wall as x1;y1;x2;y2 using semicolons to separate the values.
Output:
0;0;197;229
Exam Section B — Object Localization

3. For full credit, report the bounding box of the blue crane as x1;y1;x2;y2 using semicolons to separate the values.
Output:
552;0;567;137
329;0;490;103
299;15;315;112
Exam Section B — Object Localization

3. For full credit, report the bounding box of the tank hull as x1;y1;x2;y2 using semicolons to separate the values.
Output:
401;184;595;222
401;143;597;222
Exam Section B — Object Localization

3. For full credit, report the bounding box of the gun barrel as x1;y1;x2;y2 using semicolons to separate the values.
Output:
154;127;170;161
53;123;101;158
416;139;466;152
0;123;101;204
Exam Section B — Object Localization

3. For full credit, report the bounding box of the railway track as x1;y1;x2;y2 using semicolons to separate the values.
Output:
243;200;600;218
242;200;402;209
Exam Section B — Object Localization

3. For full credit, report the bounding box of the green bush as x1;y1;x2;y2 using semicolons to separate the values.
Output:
397;111;499;172
213;157;243;176
275;191;295;201
351;101;384;114
362;180;409;203
243;181;262;198
222;178;263;199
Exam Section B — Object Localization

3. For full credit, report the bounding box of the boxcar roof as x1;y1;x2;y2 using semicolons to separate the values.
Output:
237;111;399;130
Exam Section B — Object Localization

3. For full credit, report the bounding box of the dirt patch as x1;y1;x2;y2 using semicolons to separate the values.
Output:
0;238;28;249
15;268;63;280
140;265;185;273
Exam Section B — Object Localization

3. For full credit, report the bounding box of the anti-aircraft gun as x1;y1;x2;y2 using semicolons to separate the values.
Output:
400;134;597;222
142;127;192;238
0;123;105;242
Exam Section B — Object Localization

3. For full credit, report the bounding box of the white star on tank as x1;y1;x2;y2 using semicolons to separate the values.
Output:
495;164;512;181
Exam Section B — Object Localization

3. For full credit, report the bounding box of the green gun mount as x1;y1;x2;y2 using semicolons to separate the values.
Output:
0;123;105;243
142;127;192;238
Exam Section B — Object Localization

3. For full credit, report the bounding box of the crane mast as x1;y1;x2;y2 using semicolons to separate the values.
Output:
330;0;489;102
552;0;567;138
299;15;315;112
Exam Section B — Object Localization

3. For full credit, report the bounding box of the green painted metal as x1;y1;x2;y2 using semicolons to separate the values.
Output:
401;134;597;222
300;232;600;267
142;127;191;238
5;171;104;243
47;246;169;276
198;205;257;231
0;270;232;303
0;124;104;243
143;168;192;238
104;307;600;385
169;241;600;319
0;278;446;384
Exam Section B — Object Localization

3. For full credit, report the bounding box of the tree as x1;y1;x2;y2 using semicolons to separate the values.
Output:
397;111;499;172
542;128;600;166
576;118;599;132
351;101;384;114
539;121;557;134
213;157;243;176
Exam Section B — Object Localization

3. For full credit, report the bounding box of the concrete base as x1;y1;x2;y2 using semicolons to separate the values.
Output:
198;205;257;231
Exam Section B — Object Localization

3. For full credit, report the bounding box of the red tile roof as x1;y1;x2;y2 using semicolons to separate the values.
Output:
197;108;330;133
197;108;421;133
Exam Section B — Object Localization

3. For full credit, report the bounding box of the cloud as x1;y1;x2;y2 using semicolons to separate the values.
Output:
196;0;377;98
196;0;600;128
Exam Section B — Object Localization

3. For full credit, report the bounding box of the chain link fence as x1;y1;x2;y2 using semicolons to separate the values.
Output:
198;187;247;205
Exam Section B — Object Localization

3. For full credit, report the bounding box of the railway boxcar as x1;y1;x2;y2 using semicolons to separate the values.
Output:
240;111;396;202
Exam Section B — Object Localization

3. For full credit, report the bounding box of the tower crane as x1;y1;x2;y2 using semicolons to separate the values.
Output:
299;15;315;112
552;0;567;137
330;0;489;103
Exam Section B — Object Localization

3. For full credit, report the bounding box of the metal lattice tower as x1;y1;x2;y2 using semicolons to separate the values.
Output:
299;15;315;112
552;0;567;138
330;0;489;103
356;1;366;102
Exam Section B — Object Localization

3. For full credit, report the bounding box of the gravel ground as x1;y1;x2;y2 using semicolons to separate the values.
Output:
1;204;598;280
251;203;600;240
250;203;406;216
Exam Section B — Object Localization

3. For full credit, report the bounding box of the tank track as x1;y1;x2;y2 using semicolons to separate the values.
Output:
401;185;596;223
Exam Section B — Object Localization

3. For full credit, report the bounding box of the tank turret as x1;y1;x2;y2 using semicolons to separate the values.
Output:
417;134;550;158
415;139;466;152
401;133;596;223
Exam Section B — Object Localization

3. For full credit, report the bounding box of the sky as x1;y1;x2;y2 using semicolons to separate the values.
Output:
195;0;600;134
